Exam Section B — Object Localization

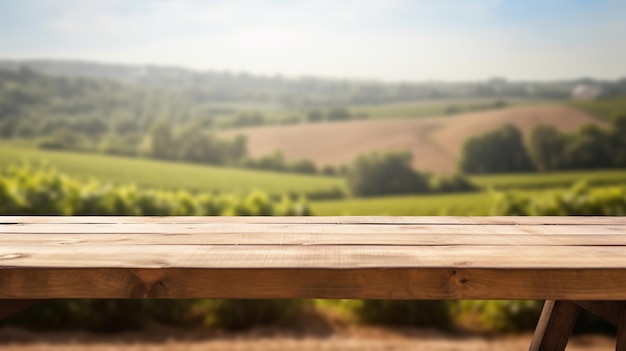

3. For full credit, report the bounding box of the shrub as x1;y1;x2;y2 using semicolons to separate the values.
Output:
301;186;347;200
453;300;616;334
321;165;338;176
3;300;198;332
347;151;428;197
491;181;626;216
428;174;477;193
201;299;305;331
454;300;542;332
289;159;317;174
348;300;453;330
37;129;86;151
459;124;534;174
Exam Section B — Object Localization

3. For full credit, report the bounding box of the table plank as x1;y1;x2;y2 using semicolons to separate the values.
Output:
1;216;624;225
2;233;626;246
2;267;626;300
1;245;626;269
2;223;624;235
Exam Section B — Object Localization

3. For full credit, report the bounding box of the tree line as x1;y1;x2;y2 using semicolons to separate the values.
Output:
0;69;340;175
7;59;624;108
459;115;626;174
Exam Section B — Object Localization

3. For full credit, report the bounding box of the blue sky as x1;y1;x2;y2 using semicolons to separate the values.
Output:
0;0;624;81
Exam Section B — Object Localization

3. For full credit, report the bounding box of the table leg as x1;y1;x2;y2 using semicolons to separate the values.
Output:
618;311;626;351
532;300;626;351
529;300;580;351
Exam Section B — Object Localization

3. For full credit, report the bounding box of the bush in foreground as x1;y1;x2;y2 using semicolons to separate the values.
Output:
491;181;626;216
351;300;453;329
0;163;311;216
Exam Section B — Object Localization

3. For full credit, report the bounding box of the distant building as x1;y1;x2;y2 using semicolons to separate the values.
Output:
571;84;602;100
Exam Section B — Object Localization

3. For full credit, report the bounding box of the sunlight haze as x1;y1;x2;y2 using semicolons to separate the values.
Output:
1;0;625;80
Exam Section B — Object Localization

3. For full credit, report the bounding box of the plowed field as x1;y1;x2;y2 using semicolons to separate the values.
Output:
225;106;602;173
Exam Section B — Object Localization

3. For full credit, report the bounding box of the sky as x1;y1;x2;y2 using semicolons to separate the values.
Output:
0;0;625;81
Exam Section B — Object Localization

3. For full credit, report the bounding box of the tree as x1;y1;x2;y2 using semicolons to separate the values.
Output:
321;165;338;176
175;127;212;163
99;132;138;156
610;114;626;167
36;128;84;151
459;124;534;174
148;120;174;159
347;151;428;196
256;150;287;171
327;108;351;121
225;134;248;165
289;159;317;174
306;110;323;123
562;124;612;169
528;124;567;171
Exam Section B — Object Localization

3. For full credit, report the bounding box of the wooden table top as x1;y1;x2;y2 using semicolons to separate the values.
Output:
1;216;625;300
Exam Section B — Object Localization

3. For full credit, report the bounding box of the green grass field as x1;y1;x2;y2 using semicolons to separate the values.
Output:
0;142;347;196
471;169;626;190
568;96;626;121
310;184;625;216
311;192;493;216
2;142;625;215
351;98;546;120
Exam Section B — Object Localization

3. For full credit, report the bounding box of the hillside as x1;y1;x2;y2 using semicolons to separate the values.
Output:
0;59;621;176
0;142;346;197
568;96;626;121
224;105;603;174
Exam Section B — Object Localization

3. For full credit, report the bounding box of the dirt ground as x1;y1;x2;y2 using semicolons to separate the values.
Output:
0;325;615;351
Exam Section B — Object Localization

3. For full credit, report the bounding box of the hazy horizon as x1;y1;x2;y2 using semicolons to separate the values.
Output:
1;0;626;82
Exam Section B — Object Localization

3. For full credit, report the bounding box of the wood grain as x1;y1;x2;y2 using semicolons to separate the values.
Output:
1;245;626;269
2;233;626;246
2;223;625;235
2;268;626;300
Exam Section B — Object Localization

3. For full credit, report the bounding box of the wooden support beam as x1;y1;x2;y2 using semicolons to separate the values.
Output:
575;301;626;326
616;305;626;351
0;299;41;320
529;300;580;351
574;301;626;351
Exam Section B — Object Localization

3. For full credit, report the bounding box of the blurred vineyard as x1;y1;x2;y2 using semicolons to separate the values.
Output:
0;164;310;216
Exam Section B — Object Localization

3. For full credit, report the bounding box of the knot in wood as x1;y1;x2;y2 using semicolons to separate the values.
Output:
0;253;27;260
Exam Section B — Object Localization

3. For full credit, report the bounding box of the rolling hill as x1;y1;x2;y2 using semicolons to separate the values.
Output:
0;142;346;197
224;105;603;174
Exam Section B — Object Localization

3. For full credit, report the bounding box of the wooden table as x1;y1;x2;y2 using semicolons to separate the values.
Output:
1;216;625;350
